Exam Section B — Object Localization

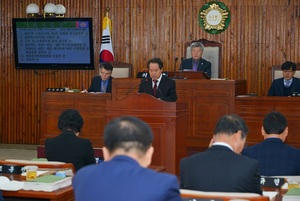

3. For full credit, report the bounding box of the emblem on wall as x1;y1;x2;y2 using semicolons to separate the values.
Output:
199;1;230;34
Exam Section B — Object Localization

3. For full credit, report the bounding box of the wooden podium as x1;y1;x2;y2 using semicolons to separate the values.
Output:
112;78;247;152
106;93;188;175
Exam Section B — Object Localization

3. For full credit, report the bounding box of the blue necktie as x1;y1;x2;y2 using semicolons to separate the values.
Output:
285;80;291;88
101;80;107;93
192;60;198;71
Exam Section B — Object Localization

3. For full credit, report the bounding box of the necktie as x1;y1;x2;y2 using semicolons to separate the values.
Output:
192;60;198;71
101;80;107;93
153;80;158;96
285;80;291;88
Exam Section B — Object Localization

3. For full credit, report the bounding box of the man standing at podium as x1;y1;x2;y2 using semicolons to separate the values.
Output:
180;41;211;78
138;58;177;102
86;62;113;93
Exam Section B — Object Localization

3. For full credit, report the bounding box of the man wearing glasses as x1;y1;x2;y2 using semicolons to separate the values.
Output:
268;61;300;96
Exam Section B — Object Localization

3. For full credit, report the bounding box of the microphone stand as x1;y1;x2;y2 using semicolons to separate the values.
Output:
173;57;185;79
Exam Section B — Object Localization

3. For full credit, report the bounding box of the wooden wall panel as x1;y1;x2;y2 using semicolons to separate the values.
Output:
1;0;300;144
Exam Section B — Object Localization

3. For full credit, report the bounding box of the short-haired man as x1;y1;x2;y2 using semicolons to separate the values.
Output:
180;42;212;78
73;116;181;201
45;109;95;171
242;111;300;176
268;61;300;96
138;57;177;102
87;62;113;93
180;114;262;194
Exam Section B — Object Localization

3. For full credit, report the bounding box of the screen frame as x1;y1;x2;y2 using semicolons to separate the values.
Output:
12;17;95;70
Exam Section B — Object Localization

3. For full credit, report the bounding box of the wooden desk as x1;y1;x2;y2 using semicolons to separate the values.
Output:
40;79;246;154
112;78;247;151
40;92;111;147
235;96;300;148
1;174;74;201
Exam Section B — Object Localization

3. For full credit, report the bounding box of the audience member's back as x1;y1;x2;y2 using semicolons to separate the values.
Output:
180;114;262;194
242;111;300;176
73;116;181;201
45;109;95;171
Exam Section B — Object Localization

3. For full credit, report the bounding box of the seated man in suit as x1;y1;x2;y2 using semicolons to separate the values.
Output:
268;61;300;96
138;57;177;102
180;114;262;194
73;116;181;201
180;41;212;78
45;109;95;171
84;62;113;93
242;111;300;176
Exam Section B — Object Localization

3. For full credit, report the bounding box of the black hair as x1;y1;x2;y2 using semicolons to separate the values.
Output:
263;111;287;134
104;116;153;153
281;61;296;71
100;62;113;71
57;109;84;133
214;114;248;139
147;58;163;69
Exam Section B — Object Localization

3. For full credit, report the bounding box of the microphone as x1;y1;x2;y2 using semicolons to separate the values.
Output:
172;57;179;79
126;78;148;96
179;57;185;79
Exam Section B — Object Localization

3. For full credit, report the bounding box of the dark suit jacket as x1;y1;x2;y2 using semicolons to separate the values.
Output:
242;138;300;176
267;77;300;96
138;75;177;102
45;130;95;171
73;155;181;201
180;58;212;78
180;145;262;194
87;76;113;93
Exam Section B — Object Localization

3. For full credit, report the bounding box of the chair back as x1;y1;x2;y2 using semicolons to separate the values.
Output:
185;39;222;78
180;189;270;201
271;64;300;81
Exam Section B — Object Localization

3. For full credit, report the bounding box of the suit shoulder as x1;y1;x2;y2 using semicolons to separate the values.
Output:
200;58;211;64
91;76;101;81
76;137;92;144
237;153;259;164
182;58;192;63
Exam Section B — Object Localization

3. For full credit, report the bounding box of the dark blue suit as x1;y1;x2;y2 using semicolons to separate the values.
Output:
88;76;113;93
267;77;300;96
73;155;181;201
180;58;212;78
242;138;300;176
138;75;177;102
180;145;262;194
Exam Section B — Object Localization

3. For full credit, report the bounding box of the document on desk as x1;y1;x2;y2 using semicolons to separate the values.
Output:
0;176;24;191
263;191;278;201
23;175;72;192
